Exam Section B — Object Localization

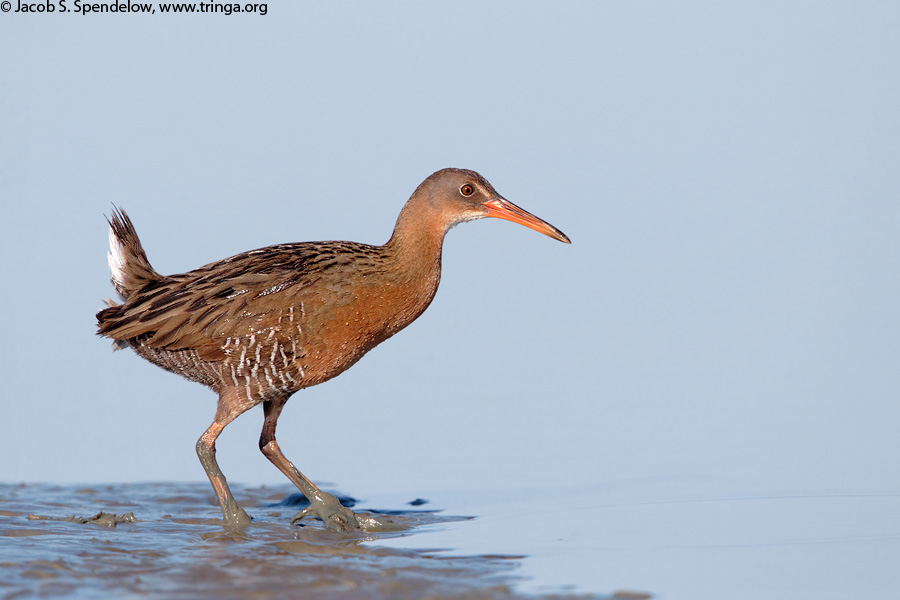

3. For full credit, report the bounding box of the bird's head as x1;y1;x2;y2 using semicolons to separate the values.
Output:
409;168;571;244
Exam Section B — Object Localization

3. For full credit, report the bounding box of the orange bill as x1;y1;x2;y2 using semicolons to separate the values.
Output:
482;198;571;244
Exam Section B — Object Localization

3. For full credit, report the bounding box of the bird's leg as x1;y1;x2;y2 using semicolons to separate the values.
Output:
196;415;252;527
259;399;381;532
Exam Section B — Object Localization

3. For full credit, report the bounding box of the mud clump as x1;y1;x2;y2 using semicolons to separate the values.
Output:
27;511;136;527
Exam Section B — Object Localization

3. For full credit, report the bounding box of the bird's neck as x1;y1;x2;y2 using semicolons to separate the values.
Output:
382;199;448;301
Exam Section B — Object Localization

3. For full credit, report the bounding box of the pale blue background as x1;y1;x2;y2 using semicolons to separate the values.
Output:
1;2;899;598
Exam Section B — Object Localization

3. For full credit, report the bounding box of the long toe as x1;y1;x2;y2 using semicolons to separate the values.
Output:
289;506;315;525
290;505;398;532
290;496;362;532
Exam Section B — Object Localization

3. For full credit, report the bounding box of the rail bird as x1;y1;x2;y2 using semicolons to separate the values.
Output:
96;168;570;530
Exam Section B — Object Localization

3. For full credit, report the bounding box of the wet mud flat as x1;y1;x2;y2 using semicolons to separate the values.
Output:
0;482;628;600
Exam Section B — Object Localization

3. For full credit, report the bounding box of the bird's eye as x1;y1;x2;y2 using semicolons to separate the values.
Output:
460;184;474;197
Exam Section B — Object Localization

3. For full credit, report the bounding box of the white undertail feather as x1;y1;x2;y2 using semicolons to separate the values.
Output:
103;207;162;302
108;224;128;300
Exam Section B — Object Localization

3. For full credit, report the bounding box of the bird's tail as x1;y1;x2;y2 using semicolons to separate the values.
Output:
105;207;162;301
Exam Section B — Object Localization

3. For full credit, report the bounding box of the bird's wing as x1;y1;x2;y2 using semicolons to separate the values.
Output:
96;242;362;361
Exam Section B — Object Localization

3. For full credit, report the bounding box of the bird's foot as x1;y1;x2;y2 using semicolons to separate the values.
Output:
289;491;388;532
222;503;253;527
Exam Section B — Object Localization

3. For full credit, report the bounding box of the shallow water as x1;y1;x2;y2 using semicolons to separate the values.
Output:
2;481;899;599
0;482;632;600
